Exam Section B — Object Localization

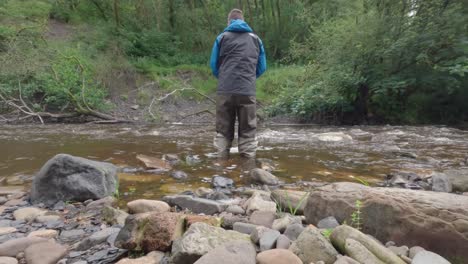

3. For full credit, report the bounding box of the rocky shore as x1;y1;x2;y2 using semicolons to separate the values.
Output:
0;154;467;264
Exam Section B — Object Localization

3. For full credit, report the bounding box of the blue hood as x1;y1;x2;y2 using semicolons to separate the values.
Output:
224;19;253;33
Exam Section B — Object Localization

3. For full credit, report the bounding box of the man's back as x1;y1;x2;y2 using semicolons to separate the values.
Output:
217;30;260;96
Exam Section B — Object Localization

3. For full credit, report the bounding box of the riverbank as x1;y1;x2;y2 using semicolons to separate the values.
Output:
0;153;466;264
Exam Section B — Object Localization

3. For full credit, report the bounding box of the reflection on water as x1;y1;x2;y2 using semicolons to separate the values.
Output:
1;124;467;203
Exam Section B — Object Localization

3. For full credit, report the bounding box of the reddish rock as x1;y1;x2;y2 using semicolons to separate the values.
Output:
256;249;303;264
115;212;185;252
136;155;171;170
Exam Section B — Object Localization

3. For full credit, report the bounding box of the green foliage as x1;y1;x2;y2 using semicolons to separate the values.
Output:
350;200;363;231
273;190;309;216
322;228;333;239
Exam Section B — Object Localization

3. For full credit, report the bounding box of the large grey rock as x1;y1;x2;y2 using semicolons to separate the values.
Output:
412;250;451;264
0;237;47;257
30;154;118;206
171;222;252;264
115;212;185;252
163;195;227;215
444;169;468;192
304;182;468;260
431;173;452;192
250;169;279;185
330;225;405;264
193;241;256;264
24;241;68;264
271;189;309;215
289;226;338;264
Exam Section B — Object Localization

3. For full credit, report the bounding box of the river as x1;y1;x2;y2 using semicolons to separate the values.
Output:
1;124;467;204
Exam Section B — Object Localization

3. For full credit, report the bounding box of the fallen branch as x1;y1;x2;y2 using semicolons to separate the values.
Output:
177;109;215;121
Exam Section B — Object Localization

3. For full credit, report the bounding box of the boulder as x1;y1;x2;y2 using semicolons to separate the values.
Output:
256;249;302;264
431;173;452;192
259;229;281;251
102;206;129;226
272;213;302;232
13;207;45;221
30;154;118;205
193;241;256;264
27;229;58;239
0;227;16;236
250;169;279;185
244;192;276;215
412;250;451;264
0;257;17;264
24;241;68;264
163;195;227;215
127;199;170;214
0;237;47;257
444;169;468;192
330;225;405;264
304;182;468;260
249;211;275;228
115;212;185;252
233;222;257;235
317;216;340;229
284;223;305;241
289;226;338;264
185;215;222;228
212;176;235;189
344;238;385;264
409;246;425;259
115;251;165;264
171;222;252;264
275;234;291;249
271;189;308;215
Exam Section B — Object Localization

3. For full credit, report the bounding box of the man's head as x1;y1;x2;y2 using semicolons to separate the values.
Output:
228;9;244;24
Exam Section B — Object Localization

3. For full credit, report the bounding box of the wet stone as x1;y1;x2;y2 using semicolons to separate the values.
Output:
212;176;235;189
171;171;189;180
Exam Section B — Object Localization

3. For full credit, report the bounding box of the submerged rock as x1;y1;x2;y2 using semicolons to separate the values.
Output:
136;154;172;170
444;169;468;192
171;170;189;180
304;182;468;260
212;176;235;189
163;195;227;215
30;154;118;206
171;222;252;264
250;169;279;185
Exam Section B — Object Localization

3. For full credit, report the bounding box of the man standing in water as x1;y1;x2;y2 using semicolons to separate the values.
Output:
210;9;267;159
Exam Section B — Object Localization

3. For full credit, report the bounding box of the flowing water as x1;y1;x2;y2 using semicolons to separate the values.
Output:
1;124;468;204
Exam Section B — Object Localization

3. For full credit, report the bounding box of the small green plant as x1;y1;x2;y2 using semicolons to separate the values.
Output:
274;190;309;216
113;180;120;199
350;200;363;231
355;177;370;186
322;228;333;239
